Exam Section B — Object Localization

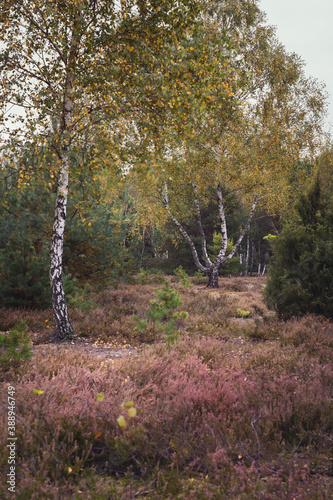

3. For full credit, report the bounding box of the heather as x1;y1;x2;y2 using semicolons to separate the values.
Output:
0;277;332;498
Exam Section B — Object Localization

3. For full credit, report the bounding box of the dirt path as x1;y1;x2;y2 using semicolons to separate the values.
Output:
31;342;138;362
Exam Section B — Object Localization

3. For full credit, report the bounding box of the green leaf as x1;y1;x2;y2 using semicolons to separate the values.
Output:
96;393;104;401
33;389;44;395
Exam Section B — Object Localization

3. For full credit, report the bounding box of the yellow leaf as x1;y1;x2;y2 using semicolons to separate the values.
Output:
122;401;134;408
128;407;137;418
117;416;126;427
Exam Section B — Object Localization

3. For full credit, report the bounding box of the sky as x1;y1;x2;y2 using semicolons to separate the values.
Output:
259;0;333;131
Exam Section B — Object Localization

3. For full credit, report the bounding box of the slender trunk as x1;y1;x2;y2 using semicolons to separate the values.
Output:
245;235;250;276
49;25;79;339
240;251;243;277
50;152;74;339
207;265;219;288
216;184;228;260
192;182;212;267
250;241;255;277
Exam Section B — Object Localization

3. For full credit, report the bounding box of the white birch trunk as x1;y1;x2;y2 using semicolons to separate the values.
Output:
192;181;212;267
49;28;77;339
245;235;250;276
50;151;74;339
160;182;260;288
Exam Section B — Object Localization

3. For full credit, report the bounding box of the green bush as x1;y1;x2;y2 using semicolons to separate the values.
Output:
174;265;191;287
264;179;333;319
67;283;98;311
133;281;188;343
0;237;52;309
0;321;32;375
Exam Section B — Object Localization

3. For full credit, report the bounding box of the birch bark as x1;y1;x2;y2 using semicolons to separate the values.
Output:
50;152;74;338
49;28;78;339
160;180;259;288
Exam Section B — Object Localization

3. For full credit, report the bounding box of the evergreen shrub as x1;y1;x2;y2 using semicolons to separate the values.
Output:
0;321;32;376
264;180;333;319
132;281;188;343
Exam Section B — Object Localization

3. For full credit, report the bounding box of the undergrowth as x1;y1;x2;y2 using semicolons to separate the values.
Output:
0;277;332;498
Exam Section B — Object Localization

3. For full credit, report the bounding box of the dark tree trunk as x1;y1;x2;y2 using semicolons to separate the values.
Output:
207;266;219;288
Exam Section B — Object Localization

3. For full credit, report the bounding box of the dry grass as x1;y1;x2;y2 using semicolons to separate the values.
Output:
1;276;268;346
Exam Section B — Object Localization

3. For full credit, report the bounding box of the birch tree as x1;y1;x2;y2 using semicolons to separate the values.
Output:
0;0;201;338
132;0;327;288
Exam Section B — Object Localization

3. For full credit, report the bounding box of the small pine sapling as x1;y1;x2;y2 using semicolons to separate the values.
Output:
0;321;32;374
132;281;188;343
174;265;191;287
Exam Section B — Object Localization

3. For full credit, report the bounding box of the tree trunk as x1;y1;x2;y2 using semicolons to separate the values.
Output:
207;266;219;288
50;154;75;340
49;24;78;340
245;235;250;276
250;241;255;277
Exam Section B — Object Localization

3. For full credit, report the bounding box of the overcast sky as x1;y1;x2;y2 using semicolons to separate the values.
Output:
259;0;333;131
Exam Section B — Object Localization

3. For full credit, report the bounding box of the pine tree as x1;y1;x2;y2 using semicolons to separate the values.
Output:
265;178;333;319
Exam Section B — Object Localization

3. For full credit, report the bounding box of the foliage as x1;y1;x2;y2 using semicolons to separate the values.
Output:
0;237;52;309
117;401;137;428
174;265;192;287
208;232;241;275
0;192;77;308
236;308;250;318
130;0;327;287
265;179;333;319
134;268;165;285
0;321;32;376
0;168;142;308
67;283;98;312
0;0;204;338
133;281;188;343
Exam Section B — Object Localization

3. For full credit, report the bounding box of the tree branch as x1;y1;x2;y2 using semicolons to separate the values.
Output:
191;181;212;267
220;194;260;265
159;182;208;273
